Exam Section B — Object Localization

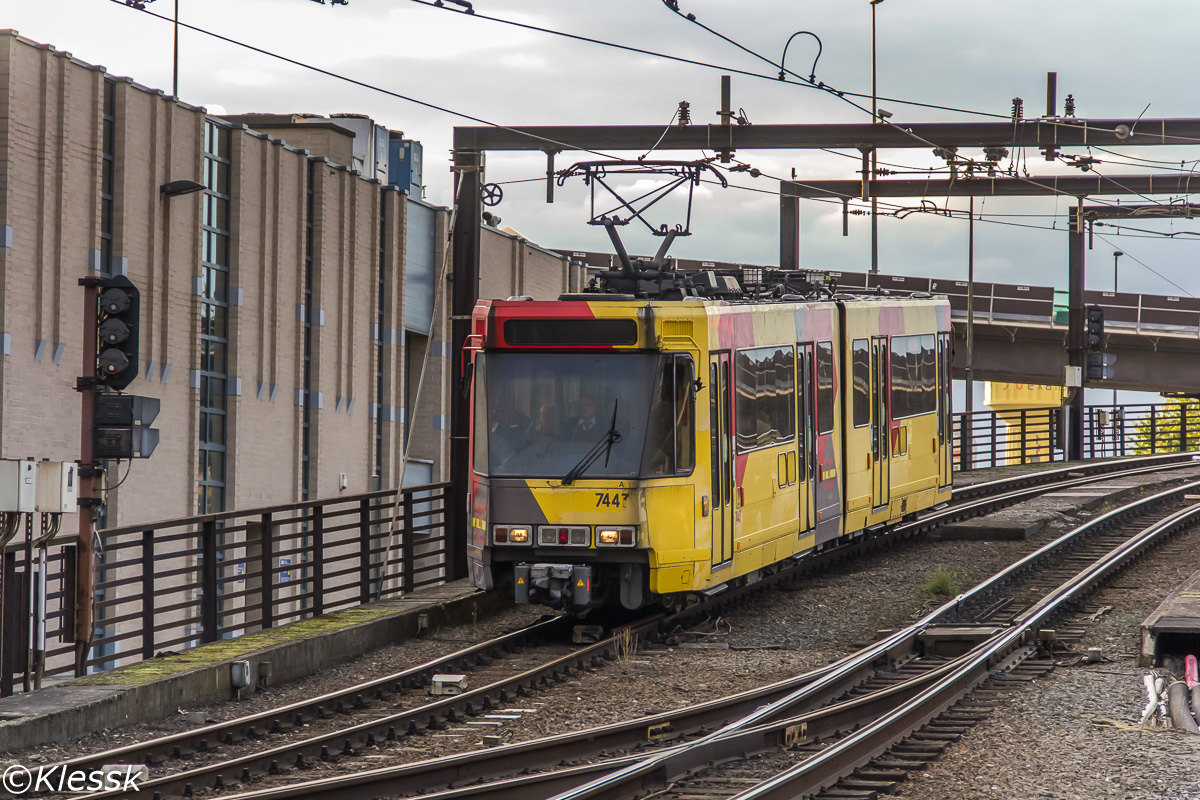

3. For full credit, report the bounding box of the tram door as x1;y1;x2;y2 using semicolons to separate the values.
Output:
709;353;734;568
797;344;816;533
871;336;890;509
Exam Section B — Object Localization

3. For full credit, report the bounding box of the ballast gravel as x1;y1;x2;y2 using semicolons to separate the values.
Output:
10;462;1200;800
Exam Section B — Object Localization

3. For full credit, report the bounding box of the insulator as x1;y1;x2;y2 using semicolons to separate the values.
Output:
1064;94;1076;117
1011;97;1024;121
677;101;692;127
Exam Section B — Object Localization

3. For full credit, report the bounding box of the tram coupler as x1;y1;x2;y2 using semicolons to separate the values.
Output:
514;563;592;608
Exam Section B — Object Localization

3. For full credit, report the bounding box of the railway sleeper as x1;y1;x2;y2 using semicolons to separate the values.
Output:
814;791;880;799
852;769;911;783
840;778;901;792
871;759;929;771
891;745;948;757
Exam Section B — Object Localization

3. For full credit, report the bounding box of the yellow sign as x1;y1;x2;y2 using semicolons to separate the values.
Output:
577;580;585;587
984;382;1065;410
983;382;1061;466
517;577;525;584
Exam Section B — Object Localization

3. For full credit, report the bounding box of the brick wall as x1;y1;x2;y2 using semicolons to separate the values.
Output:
0;30;575;526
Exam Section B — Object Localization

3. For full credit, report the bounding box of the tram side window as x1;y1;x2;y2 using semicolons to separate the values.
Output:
642;356;696;475
851;338;870;428
890;334;937;419
816;341;835;435
734;346;795;451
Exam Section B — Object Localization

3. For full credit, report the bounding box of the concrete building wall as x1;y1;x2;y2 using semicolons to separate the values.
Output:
225;128;309;508
307;163;380;498
480;226;586;301
105;78;207;526
0;30;576;527
230;121;356;170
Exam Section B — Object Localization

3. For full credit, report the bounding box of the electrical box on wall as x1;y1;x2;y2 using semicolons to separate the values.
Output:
35;460;77;514
0;459;37;512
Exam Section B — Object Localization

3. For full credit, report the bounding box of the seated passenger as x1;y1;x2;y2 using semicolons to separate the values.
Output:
529;403;558;441
565;394;600;442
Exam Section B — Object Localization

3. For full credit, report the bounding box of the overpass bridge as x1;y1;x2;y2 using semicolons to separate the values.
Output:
557;250;1200;395
830;269;1199;394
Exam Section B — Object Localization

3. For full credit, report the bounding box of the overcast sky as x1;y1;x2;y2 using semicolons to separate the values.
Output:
8;0;1200;301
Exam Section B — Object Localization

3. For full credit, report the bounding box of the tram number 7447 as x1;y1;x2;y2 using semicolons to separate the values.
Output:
595;492;630;508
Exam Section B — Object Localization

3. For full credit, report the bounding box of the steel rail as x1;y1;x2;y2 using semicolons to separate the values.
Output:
732;500;1200;799
56;453;1198;798
82;615;666;800
44;615;572;778
208;474;1200;800
947;450;1200;504
539;479;1200;800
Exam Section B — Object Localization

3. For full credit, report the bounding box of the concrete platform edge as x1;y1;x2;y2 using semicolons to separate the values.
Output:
0;580;507;753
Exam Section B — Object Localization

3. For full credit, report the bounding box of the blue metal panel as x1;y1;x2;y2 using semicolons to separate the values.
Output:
405;198;436;334
388;138;424;194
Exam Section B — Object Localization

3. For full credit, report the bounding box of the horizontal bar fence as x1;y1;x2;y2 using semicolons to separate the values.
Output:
952;402;1199;471
4;402;1197;694
2;482;449;695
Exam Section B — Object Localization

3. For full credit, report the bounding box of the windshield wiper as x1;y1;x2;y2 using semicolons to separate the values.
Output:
561;400;622;485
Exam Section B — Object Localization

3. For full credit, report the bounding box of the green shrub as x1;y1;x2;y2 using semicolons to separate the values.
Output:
922;566;961;597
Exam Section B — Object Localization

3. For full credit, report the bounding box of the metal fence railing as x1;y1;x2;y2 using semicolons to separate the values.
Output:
2;482;449;696
952;402;1198;471
5;401;1197;694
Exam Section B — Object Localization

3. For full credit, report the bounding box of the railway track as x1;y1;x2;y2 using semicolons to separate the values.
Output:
139;467;1200;800
48;452;1199;799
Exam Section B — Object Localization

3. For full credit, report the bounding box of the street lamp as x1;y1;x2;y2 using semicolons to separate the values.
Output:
869;0;883;274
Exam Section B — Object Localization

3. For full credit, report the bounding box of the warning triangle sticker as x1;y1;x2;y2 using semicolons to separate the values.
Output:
517;577;525;584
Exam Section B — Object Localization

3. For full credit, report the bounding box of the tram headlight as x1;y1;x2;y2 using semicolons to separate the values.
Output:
596;526;636;547
494;526;531;545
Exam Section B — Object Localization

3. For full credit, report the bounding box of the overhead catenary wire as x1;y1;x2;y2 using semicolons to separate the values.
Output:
403;0;1008;120
654;2;1194;220
110;0;623;160
117;0;1200;291
1093;232;1197;297
661;0;962;154
118;0;1200;226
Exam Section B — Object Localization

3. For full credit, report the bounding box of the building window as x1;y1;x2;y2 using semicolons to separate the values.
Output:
198;120;232;514
99;79;115;276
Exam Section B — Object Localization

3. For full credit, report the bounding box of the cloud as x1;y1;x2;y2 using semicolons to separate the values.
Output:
7;0;1200;298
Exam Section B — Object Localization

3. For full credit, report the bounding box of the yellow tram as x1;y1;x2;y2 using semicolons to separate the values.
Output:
465;268;953;613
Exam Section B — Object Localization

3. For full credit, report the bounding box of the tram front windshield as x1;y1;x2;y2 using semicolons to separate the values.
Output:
475;352;685;480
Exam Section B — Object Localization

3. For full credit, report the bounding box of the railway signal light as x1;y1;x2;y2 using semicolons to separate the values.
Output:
1085;304;1105;351
1086;352;1116;382
93;394;160;459
95;276;141;390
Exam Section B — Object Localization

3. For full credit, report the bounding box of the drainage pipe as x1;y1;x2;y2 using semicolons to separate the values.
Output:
1167;681;1200;733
